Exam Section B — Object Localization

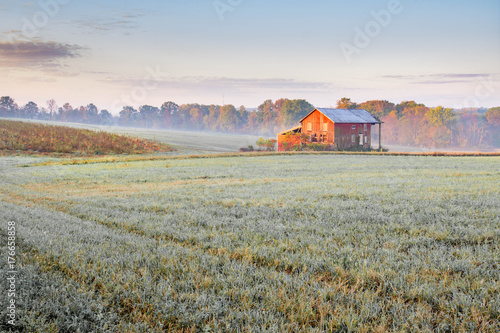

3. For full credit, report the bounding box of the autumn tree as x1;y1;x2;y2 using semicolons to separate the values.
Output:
485;107;500;146
485;107;500;126
396;101;426;114
426;106;454;127
176;104;198;128
219;105;239;133
237;106;249;131
257;99;276;132
399;105;430;146
273;98;288;126
189;106;207;130
336;97;357;109
454;113;489;147
381;111;399;144
280;99;314;128
246;111;259;134
160;101;178;128
358;100;395;119
203;105;221;132
426;106;455;147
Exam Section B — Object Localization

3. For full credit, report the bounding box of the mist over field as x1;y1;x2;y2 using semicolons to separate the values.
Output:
1;0;500;331
1;98;499;153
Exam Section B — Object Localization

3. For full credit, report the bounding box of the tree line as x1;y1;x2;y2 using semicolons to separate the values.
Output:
1;96;499;148
0;97;315;136
340;98;500;149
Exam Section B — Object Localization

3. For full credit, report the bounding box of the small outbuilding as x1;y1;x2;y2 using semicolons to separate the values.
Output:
277;108;381;151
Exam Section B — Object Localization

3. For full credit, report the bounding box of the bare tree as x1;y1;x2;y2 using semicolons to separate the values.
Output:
47;99;57;121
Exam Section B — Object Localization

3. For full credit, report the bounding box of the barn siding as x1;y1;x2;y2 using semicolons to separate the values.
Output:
302;110;335;144
334;123;371;149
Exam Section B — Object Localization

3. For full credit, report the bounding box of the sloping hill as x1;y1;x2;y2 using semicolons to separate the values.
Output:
0;120;174;156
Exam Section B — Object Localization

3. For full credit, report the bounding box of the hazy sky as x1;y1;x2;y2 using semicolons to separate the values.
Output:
1;0;499;113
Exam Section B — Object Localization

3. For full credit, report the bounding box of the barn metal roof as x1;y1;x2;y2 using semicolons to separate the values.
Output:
300;108;381;124
277;125;302;135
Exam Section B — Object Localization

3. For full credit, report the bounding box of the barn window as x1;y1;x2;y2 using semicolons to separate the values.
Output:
323;123;328;131
364;124;367;131
351;134;355;143
364;136;368;144
307;123;312;131
352;125;356;130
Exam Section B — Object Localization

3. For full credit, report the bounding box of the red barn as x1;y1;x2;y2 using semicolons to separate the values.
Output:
277;108;381;151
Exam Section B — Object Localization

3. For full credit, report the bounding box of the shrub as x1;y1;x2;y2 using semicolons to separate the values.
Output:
256;138;277;151
303;143;329;151
279;133;308;151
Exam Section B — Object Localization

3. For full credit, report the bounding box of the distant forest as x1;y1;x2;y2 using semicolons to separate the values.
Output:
1;96;499;149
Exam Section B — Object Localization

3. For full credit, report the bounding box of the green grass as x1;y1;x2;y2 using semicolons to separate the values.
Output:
0;154;499;332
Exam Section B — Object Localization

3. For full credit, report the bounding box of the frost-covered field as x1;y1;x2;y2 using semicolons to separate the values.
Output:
1;154;499;332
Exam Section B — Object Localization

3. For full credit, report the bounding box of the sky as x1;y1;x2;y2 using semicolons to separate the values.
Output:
0;0;499;114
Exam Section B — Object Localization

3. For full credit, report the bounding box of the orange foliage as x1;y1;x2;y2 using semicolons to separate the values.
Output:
279;133;308;151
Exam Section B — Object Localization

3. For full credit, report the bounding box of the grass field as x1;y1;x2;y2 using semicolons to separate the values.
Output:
1;152;499;332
